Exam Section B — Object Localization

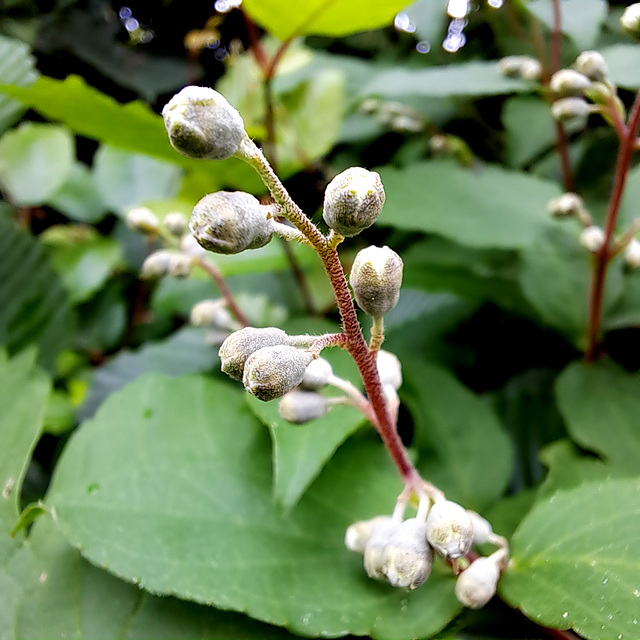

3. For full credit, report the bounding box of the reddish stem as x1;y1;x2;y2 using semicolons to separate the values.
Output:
585;91;640;362
550;0;562;74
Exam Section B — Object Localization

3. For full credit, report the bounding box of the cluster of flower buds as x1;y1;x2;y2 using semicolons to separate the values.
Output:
345;498;507;606
498;56;542;81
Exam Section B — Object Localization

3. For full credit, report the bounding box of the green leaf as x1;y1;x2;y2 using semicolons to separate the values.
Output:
0;350;49;558
242;0;413;41
500;478;640;640
617;163;640;230
525;0;607;51
402;360;513;512
600;44;640;90
46;163;108;223
362;61;531;99
48;374;462;639
377;159;560;249
92;145;182;216
555;361;640;472
0;123;74;206
0;213;74;371
79;327;218;419
0;35;37;133
519;223;624;345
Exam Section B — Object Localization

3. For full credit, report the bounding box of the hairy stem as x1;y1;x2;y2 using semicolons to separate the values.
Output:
369;316;385;355
585;90;640;362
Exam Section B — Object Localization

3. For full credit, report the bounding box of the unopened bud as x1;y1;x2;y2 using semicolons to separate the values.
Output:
345;516;393;554
243;346;313;402
350;246;403;317
323;167;385;237
126;207;159;234
579;225;606;253
574;51;608;82
190;299;233;329
426;500;473;559
168;253;194;278
498;56;541;80
219;327;289;381
551;97;592;122
467;510;494;545
383;518;433;590
621;4;640;36
377;350;402;390
519;58;542;81
455;556;500;609
550;69;591;97
164;212;188;236
162;86;245;160
364;518;400;581
140;250;172;279
190;191;273;255
300;357;333;390
278;390;329;424
624;238;640;268
547;192;585;218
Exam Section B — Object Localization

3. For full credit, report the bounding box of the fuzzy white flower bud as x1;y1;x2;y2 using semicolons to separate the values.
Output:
574;51;608;82
243;346;313;402
322;167;385;237
621;4;640;36
426;500;474;559
376;350;402;390
363;518;400;581
550;69;591;97
162;86;245;160
300;357;333;390
190;299;233;329
140;250;172;279
519;58;542;81
455;556;501;609
278;390;329;424
126;207;160;234
551;97;592;122
350;246;403;317
219;327;290;381
345;516;393;554
624;238;640;268
498;56;541;80
167;253;194;278
467;510;494;545
382;518;433;590
164;212;188;236
547;192;585;218
579;225;606;253
190;191;273;255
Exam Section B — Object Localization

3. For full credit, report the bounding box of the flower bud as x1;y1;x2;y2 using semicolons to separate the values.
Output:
345;515;393;554
551;97;592;122
162;86;245;160
363;518;400;581
624;238;640;268
180;233;207;258
426;500;474;559
519;58;542;81
498;56;541;80
579;225;606;253
622;4;640;36
454;556;500;609
300;357;333;390
243;346;313;402
574;51;608;82
382;518;433;590
350;246;403;317
190;299;233;329
322;167;385;237
467;510;493;545
190;191;273;255
164;212;188;236
376;350;402;390
126;207;160;234
140;250;172;279
167;253;194;278
547;192;585;218
550;69;591;97
278;390;329;424
219;327;289;381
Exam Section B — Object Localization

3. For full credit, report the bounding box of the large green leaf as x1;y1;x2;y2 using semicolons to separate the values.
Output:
46;163;108;223
0;122;74;206
362;62;531;99
0;35;37;134
500;478;640;640
555;361;640;472
48;374;462;639
600;44;640;90
377;159;560;249
0;213;74;371
242;0;413;41
402;360;513;512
